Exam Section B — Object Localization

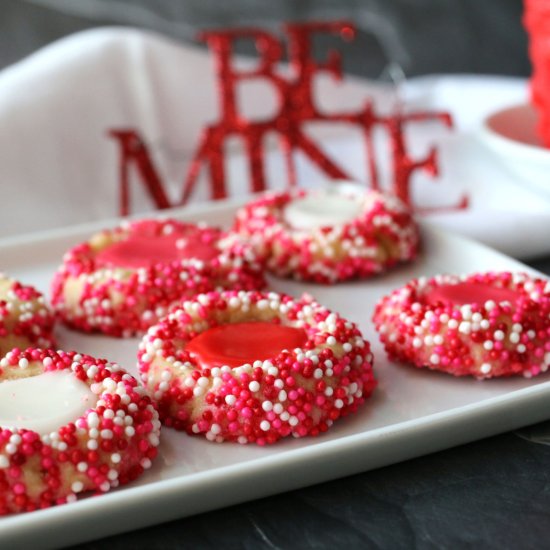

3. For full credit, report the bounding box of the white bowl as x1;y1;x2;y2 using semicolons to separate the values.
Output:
479;103;550;196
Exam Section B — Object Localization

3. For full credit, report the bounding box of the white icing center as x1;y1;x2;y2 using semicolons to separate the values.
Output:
283;190;363;230
0;370;97;434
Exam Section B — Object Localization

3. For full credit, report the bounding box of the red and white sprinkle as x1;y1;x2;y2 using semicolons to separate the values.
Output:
51;218;265;337
0;274;55;357
373;271;550;379
0;348;160;515
230;189;418;283
138;290;377;444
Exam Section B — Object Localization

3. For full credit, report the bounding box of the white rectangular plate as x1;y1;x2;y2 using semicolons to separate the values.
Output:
1;199;549;549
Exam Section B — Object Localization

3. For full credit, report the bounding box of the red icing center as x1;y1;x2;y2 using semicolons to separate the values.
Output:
185;321;308;369
424;281;520;307
95;227;219;269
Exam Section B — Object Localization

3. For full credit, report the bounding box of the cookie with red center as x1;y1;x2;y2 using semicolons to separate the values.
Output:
0;274;55;357
138;290;376;444
373;271;550;379
0;348;160;515
231;186;418;283
51;218;265;337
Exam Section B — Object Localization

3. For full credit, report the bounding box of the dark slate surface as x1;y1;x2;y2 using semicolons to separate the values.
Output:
3;1;549;548
0;0;529;78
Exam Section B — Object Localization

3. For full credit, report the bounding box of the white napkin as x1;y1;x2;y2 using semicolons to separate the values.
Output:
0;27;548;260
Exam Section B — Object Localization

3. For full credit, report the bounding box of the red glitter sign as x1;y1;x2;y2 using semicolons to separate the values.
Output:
524;0;550;146
110;21;465;216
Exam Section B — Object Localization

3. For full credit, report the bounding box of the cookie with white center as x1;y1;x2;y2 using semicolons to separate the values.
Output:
231;187;418;283
0;274;55;357
373;271;550;379
138;290;376;444
51;218;265;337
0;348;160;515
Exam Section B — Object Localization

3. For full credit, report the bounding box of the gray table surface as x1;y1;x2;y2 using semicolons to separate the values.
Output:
0;0;529;78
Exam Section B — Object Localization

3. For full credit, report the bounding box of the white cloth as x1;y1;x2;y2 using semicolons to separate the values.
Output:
0;27;549;259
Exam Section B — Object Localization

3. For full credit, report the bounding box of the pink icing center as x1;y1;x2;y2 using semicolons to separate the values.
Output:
424;281;520;307
95;229;219;269
185;321;308;369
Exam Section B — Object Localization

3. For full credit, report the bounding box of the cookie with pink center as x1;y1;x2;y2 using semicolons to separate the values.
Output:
231;186;418;283
0;274;55;357
0;348;160;515
51;218;265;337
373;271;550;379
138;290;376;444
